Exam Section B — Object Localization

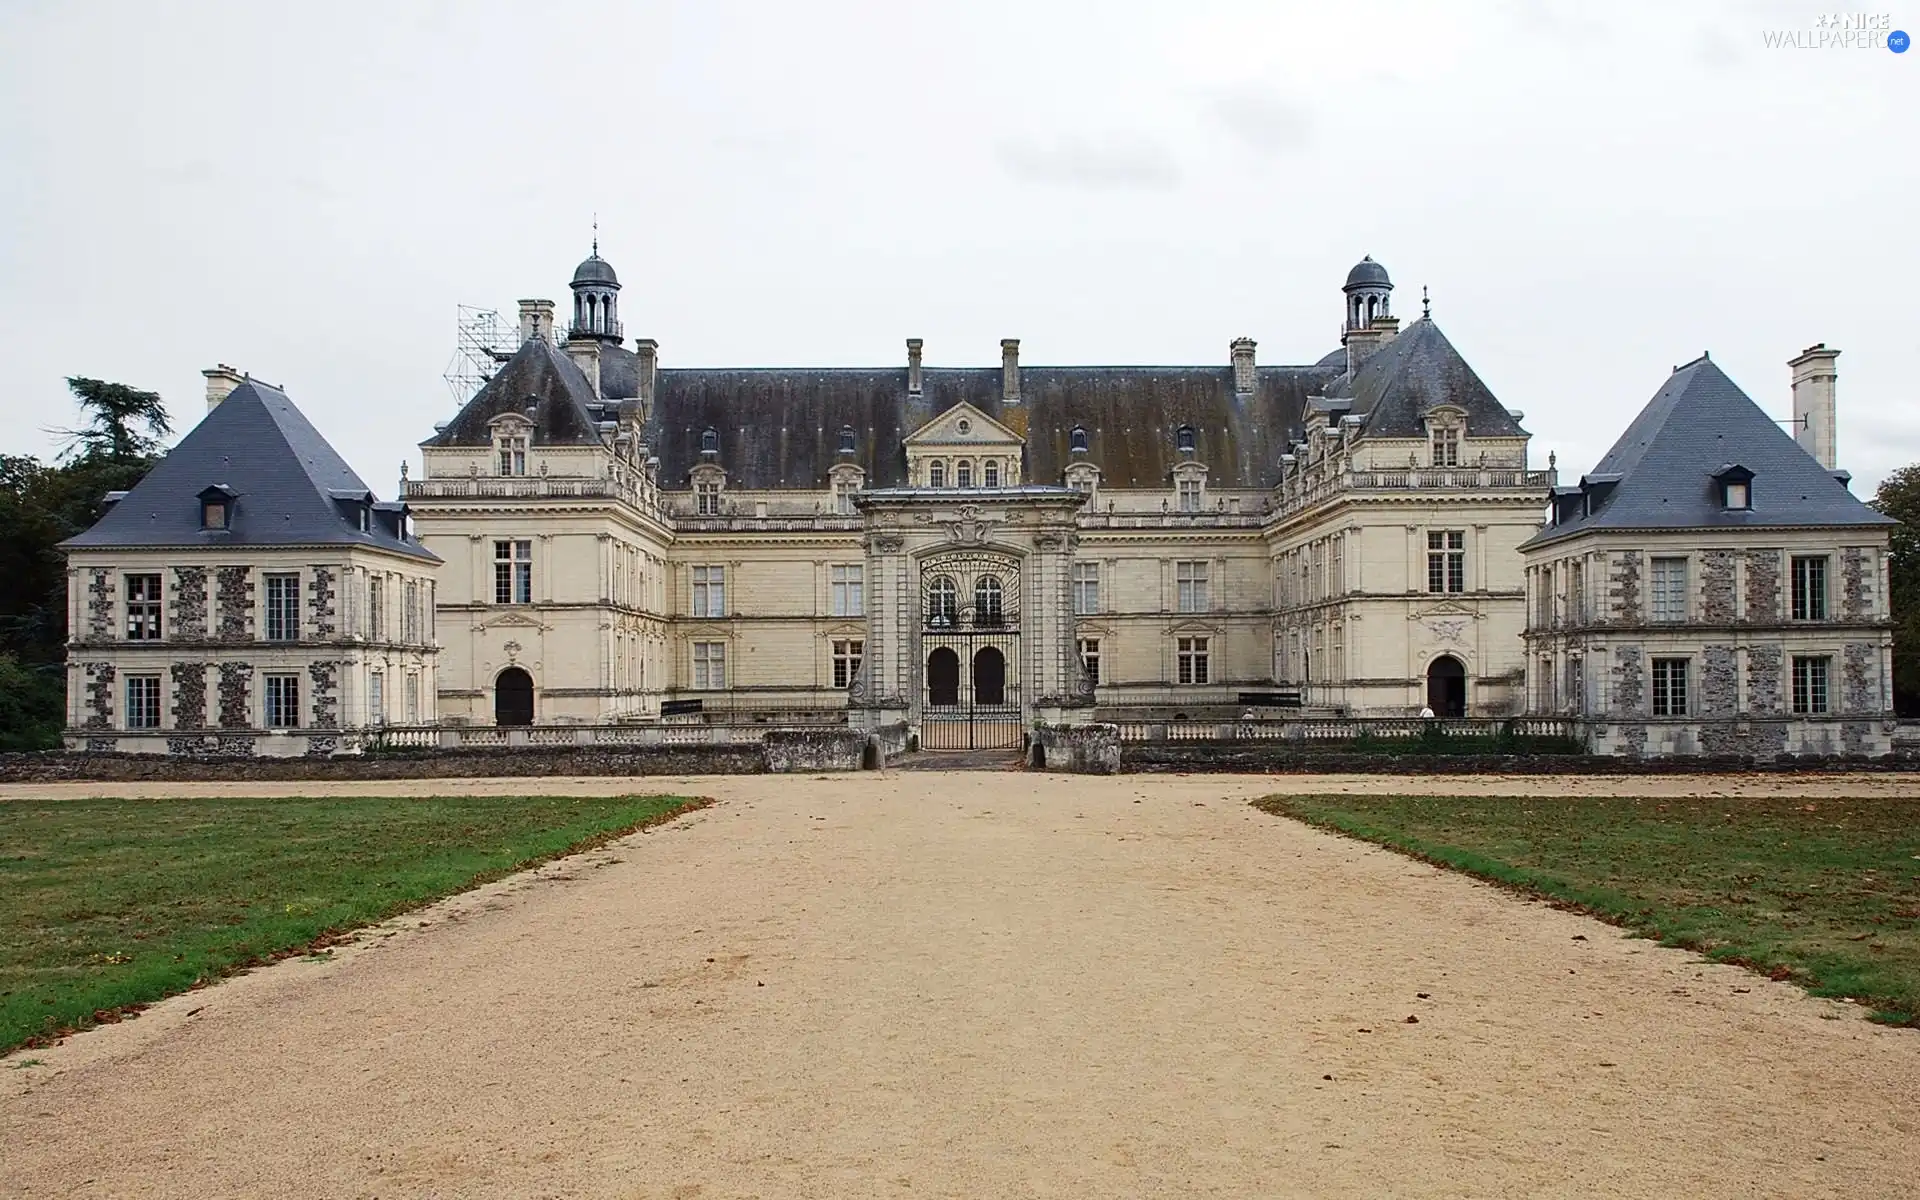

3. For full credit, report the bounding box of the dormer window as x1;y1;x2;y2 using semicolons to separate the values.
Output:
695;480;721;515
839;425;857;454
1177;477;1202;512
1712;463;1755;511
1176;425;1196;454
1725;481;1749;509
983;460;1000;488
701;427;719;456
1070;426;1089;453
956;460;973;489
497;435;528;476
1433;425;1460;468
929;460;946;488
197;484;235;530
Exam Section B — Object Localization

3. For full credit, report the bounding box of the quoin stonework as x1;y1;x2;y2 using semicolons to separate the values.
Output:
59;249;1900;758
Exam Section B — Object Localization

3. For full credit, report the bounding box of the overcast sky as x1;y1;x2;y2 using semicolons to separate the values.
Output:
2;0;1914;498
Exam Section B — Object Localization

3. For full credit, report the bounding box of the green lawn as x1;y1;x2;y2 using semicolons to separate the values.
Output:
1253;793;1920;1026
0;793;704;1054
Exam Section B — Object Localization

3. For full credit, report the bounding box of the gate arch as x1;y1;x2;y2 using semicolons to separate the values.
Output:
919;550;1022;749
495;667;535;726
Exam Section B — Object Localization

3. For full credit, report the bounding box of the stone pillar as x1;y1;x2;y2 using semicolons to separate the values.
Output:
1788;343;1839;469
517;299;556;343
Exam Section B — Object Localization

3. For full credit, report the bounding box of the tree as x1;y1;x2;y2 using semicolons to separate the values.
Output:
1871;465;1920;716
55;377;172;465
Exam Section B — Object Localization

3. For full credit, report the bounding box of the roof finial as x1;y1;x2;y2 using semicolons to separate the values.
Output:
591;212;598;257
1421;285;1431;319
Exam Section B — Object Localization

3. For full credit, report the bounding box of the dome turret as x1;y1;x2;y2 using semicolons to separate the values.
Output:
1341;254;1393;333
568;236;622;343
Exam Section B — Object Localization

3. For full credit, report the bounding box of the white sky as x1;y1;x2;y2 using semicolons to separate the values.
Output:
2;0;1914;496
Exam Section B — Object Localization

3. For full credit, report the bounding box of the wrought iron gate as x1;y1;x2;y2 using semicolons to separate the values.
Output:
919;552;1023;750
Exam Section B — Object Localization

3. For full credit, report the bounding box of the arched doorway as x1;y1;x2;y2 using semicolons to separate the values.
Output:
1426;655;1466;718
972;646;1007;706
926;648;960;707
495;667;535;726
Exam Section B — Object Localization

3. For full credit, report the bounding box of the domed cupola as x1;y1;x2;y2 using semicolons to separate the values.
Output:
1342;254;1392;333
569;235;622;343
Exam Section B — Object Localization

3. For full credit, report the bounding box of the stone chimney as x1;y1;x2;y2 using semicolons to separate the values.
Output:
564;338;602;397
1789;343;1839;469
907;338;924;395
635;339;659;413
1343;316;1399;376
1001;338;1021;402
517;298;556;344
203;364;245;412
1230;337;1257;395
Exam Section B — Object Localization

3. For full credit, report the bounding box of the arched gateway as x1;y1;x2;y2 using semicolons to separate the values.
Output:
919;551;1022;749
495;667;535;726
1426;654;1467;718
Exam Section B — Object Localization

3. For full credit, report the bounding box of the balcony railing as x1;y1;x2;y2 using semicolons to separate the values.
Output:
1274;467;1556;518
1114;716;1583;743
403;476;647;503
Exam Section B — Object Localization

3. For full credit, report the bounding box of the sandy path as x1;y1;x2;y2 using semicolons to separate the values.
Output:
3;772;1917;1198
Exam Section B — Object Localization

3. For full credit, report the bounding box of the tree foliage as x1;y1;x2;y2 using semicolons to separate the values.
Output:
1871;465;1920;716
0;381;170;749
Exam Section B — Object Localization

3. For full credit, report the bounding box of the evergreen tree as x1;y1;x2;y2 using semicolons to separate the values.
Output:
1871;465;1920;716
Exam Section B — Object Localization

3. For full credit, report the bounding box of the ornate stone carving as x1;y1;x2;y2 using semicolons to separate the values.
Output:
1426;619;1467;643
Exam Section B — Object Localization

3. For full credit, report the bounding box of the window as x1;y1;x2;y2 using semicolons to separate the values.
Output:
695;480;721;516
835;479;858;515
701;427;719;454
1725;480;1750;510
1650;556;1687;622
1535;564;1555;627
830;565;864;616
1426;531;1465;594
368;576;384;638
974;576;1004;626
125;573;162;640
264;673;301;728
1176;477;1202;512
202;500;228;529
1791;656;1831;714
1651;657;1689;717
369;671;385;725
405;673;420;723
264;573;300;641
1791;556;1828;621
497;435;527;476
956;460;973;489
125;675;160;730
983;460;1000;488
929;460;946;489
692;565;725;617
1329;536;1343;598
1071;562;1100;615
1176;425;1196;453
1568;561;1586;625
1177;636;1211;685
832;638;864;688
1078;637;1101;685
1176;560;1209;613
927;576;957;626
403;580;419;643
494;540;532;605
1565;656;1584;715
692;641;727;689
1070;426;1089;453
839;425;856;453
1069;473;1093;495
1433;425;1460;468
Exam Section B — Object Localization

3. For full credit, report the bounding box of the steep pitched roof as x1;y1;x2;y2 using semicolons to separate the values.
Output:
424;336;607;447
1522;355;1893;549
1328;318;1527;439
62;381;437;561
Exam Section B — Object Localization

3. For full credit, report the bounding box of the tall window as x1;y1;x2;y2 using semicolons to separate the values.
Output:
369;576;384;638
1176;560;1209;613
832;638;864;688
830;565;863;617
1791;555;1828;621
369;670;385;725
1565;656;1584;715
974;576;1004;625
125;675;160;729
405;673;421;723
1568;561;1586;625
497;435;527;476
1426;531;1465;594
956;461;973;489
1433;426;1460;468
929;461;946;489
983;461;1001;488
692;566;726;617
1650;556;1688;622
1791;655;1831;714
125;573;162;640
835;479;858;515
494;540;533;605
1071;562;1100;615
1177;636;1211;685
402;580;419;643
264;573;300;641
692;640;727;689
1176;477;1202;512
264;673;300;728
1328;536;1343;599
1536;564;1556;627
695;480;721;516
1651;657;1689;716
1078;637;1102;685
927;576;957;626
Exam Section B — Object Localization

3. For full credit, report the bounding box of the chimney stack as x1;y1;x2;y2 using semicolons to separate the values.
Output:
907;338;924;395
1788;343;1839;469
517;298;556;344
1343;316;1399;375
564;338;602;397
1001;338;1021;402
1230;337;1257;395
203;364;245;412
635;338;659;413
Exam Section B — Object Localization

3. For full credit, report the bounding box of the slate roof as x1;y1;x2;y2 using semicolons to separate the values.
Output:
63;381;438;561
1326;317;1527;440
426;337;608;448
1521;355;1894;550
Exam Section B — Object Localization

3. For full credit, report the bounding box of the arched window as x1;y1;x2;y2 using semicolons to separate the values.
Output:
929;460;946;488
839;425;856;453
957;460;973;488
927;576;958;627
974;576;1003;626
1177;425;1196;453
701;427;718;455
983;460;1000;488
1070;426;1089;453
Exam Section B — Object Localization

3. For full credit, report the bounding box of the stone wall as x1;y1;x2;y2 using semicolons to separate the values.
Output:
1;744;763;783
1843;642;1878;713
762;728;866;772
169;566;208;640
1607;551;1641;625
1841;547;1869;620
308;660;341;729
308;566;338;638
1744;550;1781;622
170;663;208;728
215;567;253;641
1700;551;1736;623
1699;645;1738;718
1748;644;1783;714
86;570;115;639
217;662;252;728
1121;743;1915;775
82;662;115;728
1610;644;1644;716
1029;723;1122;774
